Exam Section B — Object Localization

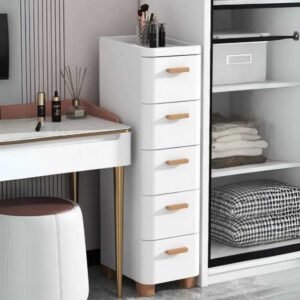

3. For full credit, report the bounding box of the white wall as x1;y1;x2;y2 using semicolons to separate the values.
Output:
65;0;137;104
0;0;22;104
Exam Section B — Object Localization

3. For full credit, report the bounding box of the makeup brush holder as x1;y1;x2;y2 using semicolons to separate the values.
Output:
137;21;159;47
137;20;150;46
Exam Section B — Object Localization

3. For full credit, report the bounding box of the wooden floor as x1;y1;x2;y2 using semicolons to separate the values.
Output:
88;266;300;299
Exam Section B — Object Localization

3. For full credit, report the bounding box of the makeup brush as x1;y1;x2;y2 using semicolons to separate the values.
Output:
141;4;149;20
138;9;142;20
141;4;149;12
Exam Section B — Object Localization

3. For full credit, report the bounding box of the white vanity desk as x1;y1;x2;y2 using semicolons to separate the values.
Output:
0;115;131;298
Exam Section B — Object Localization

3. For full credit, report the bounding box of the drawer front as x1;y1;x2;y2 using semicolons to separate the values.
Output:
140;234;199;284
141;55;201;104
141;145;200;195
141;190;200;240
141;100;201;150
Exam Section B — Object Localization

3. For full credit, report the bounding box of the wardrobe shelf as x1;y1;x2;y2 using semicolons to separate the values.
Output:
210;238;300;261
213;81;300;93
212;161;300;178
214;0;300;9
209;239;300;269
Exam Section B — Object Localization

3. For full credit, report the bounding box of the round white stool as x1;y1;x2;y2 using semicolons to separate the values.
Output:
0;197;89;300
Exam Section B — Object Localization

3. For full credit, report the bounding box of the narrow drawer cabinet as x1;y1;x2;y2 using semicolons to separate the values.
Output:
100;36;201;297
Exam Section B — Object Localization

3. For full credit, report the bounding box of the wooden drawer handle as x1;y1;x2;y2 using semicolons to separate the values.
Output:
166;203;189;211
166;67;190;74
166;113;190;120
165;247;189;255
166;158;189;166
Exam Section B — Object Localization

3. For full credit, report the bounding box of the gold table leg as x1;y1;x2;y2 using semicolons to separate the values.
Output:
71;172;79;203
114;167;124;298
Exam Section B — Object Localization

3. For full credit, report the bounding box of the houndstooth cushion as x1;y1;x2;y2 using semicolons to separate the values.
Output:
211;213;300;247
211;180;300;219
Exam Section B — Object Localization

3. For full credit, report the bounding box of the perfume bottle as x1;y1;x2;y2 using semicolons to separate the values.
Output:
149;22;157;48
52;91;61;122
159;23;166;47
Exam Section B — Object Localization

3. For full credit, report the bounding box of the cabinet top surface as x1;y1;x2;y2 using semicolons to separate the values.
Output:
100;35;201;57
0;116;130;145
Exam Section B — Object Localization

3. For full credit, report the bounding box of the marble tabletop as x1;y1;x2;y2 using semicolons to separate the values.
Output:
0;115;130;145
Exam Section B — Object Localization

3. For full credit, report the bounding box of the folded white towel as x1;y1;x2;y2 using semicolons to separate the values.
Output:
212;148;263;159
213;121;256;132
215;134;262;143
212;127;258;139
212;140;268;152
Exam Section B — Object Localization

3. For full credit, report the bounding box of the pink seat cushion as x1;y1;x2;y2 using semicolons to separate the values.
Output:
0;197;75;216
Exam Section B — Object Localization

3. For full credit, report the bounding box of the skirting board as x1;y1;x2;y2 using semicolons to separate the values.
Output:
87;249;100;267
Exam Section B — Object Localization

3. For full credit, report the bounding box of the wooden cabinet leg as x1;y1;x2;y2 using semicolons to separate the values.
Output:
136;283;155;297
179;277;196;289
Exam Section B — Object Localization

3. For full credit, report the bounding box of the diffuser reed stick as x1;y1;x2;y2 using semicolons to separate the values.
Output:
60;66;87;103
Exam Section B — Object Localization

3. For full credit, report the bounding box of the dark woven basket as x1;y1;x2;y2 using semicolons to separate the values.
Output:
212;155;267;169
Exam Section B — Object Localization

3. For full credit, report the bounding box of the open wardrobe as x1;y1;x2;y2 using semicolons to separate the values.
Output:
146;0;300;287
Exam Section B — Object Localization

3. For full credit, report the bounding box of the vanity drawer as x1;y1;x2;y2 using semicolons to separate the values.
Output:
141;100;201;150
140;234;199;284
141;55;201;104
141;145;200;195
141;190;200;240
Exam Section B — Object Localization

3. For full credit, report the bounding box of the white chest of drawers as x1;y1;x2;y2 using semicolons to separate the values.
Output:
99;36;201;297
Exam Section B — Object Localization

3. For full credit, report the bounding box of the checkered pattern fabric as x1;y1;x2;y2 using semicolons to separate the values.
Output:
211;213;300;247
211;180;300;219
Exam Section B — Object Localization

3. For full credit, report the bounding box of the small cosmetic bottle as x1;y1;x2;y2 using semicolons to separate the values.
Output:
37;92;46;124
159;23;166;47
52;91;61;122
149;23;157;48
149;14;158;48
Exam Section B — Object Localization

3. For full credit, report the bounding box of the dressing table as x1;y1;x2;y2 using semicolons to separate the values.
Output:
0;100;131;298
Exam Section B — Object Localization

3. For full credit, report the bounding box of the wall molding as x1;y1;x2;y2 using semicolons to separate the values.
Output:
2;0;70;202
20;0;65;103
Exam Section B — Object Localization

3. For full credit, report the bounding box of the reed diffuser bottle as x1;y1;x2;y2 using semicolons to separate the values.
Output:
61;66;87;119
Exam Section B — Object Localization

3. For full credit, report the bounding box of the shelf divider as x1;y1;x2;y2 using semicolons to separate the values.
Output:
212;160;300;178
213;81;300;93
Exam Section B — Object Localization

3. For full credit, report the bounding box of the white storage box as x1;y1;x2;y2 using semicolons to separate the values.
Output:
213;32;269;85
